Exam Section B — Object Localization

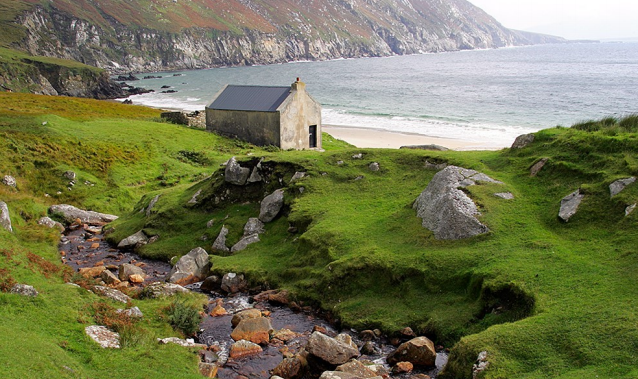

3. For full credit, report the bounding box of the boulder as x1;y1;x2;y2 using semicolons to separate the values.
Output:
118;263;146;282
392;362;414;374
530;158;549;177
558;189;584;222
117;230;149;249
225;157;250;185
305;332;360;365
2;175;16;187
141;282;188;298
212;226;230;252
37;216;65;232
167;247;210;283
129;274;145;284
387;336;436;367
221;272;248;294
272;328;299;343
243;217;265;236
231;234;260;253
0;201;12;232
231;308;263;328
336;359;379;378
117;306;143;318
231;317;273;344
413;166;500;240
10;284;38;297
368;162;380;172
609;177;636;197
85;325;120;348
200;275;222;292
49;204;118;224
273;355;307;379
229;339;263;359
259;189;285;223
79;266;106;278
511;133;535;149
92;286;132;304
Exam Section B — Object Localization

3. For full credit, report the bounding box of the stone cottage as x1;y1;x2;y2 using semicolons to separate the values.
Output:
205;79;322;150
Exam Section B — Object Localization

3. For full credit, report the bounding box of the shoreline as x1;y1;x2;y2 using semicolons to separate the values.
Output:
322;125;508;151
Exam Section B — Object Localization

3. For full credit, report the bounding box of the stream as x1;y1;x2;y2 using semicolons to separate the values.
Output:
60;224;448;379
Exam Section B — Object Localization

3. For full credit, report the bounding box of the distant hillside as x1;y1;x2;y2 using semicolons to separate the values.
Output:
1;0;565;74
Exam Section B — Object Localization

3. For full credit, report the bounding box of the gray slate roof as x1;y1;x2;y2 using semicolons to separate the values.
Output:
208;85;291;112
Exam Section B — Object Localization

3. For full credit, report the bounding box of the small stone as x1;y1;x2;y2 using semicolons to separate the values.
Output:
368;162;380;172
188;189;202;204
530;158;549;177
231;308;263;328
92;286;132;304
221;272;247;294
129;274;145;283
229;339;263;359
231;233;260;252
10;284;38;297
494;192;514;200
212;226;230;252
2;175;16;187
79;266;106;278
352;153;363;159
231;317;273;344
392;362;414;374
558;189;584;222
609;177;636;197
626;203;636;216
90;242;100;249
117;306;143;318
85;325;120;348
100;270;121;285
206;219;215;228
63;171;76;180
290;172;306;182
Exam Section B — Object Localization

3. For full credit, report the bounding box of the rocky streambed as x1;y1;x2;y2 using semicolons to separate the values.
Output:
59;220;448;379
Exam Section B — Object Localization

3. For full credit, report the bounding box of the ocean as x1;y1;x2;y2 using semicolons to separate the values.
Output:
121;42;638;148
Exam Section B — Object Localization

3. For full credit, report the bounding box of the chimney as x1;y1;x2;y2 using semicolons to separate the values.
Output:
291;77;306;92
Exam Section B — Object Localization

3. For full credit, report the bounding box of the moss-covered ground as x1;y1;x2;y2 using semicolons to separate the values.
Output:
1;93;637;378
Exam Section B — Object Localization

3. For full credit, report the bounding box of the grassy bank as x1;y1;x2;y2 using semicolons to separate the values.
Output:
1;93;637;378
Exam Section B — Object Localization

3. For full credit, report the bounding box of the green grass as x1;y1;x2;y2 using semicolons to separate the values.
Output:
1;95;637;378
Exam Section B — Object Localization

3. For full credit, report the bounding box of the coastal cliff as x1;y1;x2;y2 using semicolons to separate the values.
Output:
7;0;565;74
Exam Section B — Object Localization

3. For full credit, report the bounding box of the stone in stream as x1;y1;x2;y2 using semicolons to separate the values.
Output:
79;266;106;278
117;230;149;249
200;275;222;292
386;336;437;367
336;359;380;378
258;189;285;223
305;331;360;366
10;284;38;297
272;355;307;379
85;325;120;348
231;308;263;328
49;204;118;224
0;201;13;232
100;269;121;285
319;372;382;379
392;361;414;374
221;272;247;294
229;339;263;359
230;317;273;345
166;247;211;284
118;263;146;282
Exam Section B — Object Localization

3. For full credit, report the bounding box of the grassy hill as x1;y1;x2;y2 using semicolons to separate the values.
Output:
1;93;637;378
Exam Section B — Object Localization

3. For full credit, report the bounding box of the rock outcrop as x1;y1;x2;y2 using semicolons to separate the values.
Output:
49;204;118;224
0;201;13;232
167;247;211;283
413;166;501;240
225;157;250;186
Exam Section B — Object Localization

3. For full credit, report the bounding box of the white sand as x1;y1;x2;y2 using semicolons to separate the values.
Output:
323;125;506;151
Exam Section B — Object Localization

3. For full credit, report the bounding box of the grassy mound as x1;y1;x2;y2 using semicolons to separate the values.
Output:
1;93;637;378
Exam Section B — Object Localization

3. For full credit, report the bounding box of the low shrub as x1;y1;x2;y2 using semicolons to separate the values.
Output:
162;298;202;337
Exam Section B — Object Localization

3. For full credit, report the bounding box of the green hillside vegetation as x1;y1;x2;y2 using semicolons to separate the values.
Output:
1;93;637;378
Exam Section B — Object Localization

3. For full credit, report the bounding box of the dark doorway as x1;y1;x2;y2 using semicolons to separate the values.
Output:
309;125;317;148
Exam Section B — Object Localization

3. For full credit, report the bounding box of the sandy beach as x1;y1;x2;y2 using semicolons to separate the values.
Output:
323;125;506;151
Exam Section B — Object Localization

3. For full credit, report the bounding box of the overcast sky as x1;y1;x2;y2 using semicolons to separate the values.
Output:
468;0;638;40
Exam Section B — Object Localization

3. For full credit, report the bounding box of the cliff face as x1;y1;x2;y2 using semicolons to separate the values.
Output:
10;0;565;74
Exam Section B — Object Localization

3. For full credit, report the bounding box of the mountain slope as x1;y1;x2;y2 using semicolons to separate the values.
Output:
3;0;564;73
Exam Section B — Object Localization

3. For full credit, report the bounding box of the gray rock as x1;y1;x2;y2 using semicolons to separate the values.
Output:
290;172;306;182
141;282;189;298
92;286;132;304
424;161;448;171
231;234;260;252
221;272;248;294
305;331;360;365
167;247;210;283
530;158;549;177
85;325;120;348
472;351;489;379
248;166;263;183
368;162;380;172
387;336;436;366
400;144;449;151
0;201;13;232
206;218;215;228
336;160;344;165
225;157;250;185
2;175;16;187
188;189;202;204
511;133;535;149
413;166;498;240
117;306;143;318
212;226;230;252
352;153;363;159
558;189;584;222
37;216;65;232
494;192;514;200
100;270;121;285
10;284;38;297
158;337;207;348
243;218;265;236
200;275;222;292
626;203;636;217
49;204;118;224
259;189;285;223
336;358;380;378
117;230;148;249
145;195;160;217
63;171;76;180
610;177;636;197
118;263;146;282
